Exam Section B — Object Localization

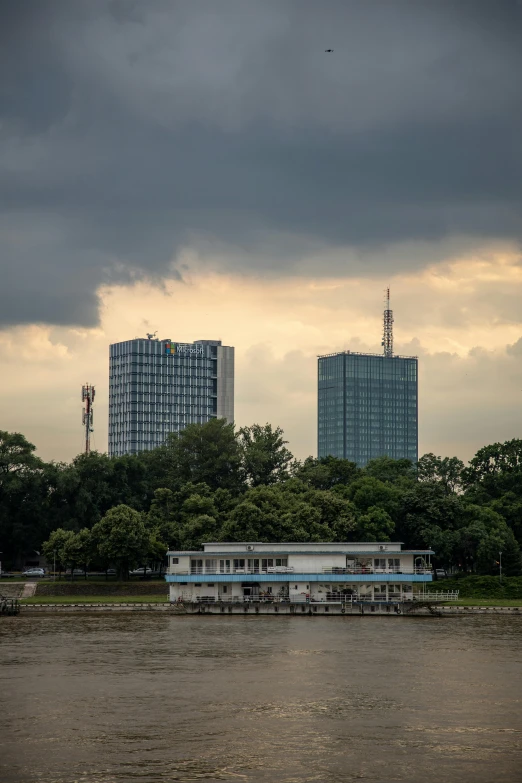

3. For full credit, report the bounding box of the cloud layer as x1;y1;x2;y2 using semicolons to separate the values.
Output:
1;252;521;464
1;0;522;327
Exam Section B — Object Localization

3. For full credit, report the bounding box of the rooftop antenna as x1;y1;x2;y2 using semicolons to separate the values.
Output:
146;331;157;340
81;384;95;454
382;287;394;358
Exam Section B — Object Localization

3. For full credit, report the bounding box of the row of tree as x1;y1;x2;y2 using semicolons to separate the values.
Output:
42;506;164;580
1;421;521;576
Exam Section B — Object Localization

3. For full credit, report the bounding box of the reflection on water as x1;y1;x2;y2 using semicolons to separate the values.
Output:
0;615;521;782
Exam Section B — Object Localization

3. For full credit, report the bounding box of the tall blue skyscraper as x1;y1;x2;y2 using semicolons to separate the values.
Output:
109;336;234;456
317;293;418;466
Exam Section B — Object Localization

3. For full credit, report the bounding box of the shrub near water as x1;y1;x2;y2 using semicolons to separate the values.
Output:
436;575;522;599
36;581;167;597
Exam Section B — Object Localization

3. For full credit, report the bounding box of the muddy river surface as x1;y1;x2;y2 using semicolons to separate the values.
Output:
1;614;521;782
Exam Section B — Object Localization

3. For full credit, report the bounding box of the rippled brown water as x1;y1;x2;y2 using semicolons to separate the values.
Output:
0;614;521;783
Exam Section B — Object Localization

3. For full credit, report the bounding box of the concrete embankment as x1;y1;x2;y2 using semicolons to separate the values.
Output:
21;603;173;612
19;602;522;615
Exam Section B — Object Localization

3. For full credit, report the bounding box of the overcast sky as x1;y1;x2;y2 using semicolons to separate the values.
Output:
1;0;521;463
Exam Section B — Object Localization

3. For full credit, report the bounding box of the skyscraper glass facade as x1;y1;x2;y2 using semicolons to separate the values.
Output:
318;352;418;466
109;337;234;457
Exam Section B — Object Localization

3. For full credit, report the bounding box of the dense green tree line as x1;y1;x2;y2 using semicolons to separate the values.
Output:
1;422;521;577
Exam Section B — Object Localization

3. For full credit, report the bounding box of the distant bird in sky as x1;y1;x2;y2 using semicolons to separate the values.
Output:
325;49;334;53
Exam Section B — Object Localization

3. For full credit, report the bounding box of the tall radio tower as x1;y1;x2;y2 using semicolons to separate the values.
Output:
82;384;96;454
382;287;394;358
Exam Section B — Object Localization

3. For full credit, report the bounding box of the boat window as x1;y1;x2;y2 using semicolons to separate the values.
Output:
191;559;203;573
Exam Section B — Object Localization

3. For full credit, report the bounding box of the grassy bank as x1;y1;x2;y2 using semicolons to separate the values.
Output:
35;580;167;597
22;595;167;604
23;574;521;606
434;575;522;599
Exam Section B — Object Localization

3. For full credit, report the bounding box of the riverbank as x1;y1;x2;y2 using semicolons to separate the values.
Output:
20;603;173;612
433;575;522;600
11;579;522;615
29;580;167;596
18;602;522;615
17;588;522;610
22;595;166;604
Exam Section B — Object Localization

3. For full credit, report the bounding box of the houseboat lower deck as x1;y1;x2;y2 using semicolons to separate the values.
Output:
171;593;459;615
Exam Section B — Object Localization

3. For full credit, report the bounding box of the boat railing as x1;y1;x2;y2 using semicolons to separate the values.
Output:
175;593;444;605
174;566;433;576
412;591;460;602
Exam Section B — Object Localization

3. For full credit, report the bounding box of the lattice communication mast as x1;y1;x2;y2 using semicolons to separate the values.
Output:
82;384;96;454
382;287;394;358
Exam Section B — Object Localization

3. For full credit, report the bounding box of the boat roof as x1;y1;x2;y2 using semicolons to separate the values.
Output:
167;549;434;556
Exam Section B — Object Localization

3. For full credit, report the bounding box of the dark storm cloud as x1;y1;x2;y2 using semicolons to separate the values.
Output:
1;0;521;327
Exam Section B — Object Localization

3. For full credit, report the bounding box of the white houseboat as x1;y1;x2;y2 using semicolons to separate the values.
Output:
165;541;440;612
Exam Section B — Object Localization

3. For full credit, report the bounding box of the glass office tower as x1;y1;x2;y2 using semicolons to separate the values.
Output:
318;351;418;466
109;337;234;456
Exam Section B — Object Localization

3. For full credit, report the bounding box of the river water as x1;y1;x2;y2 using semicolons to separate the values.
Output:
0;614;521;783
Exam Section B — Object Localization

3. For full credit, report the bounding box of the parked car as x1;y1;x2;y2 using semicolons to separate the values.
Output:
435;568;447;579
22;568;45;577
129;567;154;576
106;568;117;576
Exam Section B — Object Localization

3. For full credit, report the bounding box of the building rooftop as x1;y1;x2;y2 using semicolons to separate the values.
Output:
202;541;405;546
167;551;434;556
167;545;434;556
317;350;418;360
